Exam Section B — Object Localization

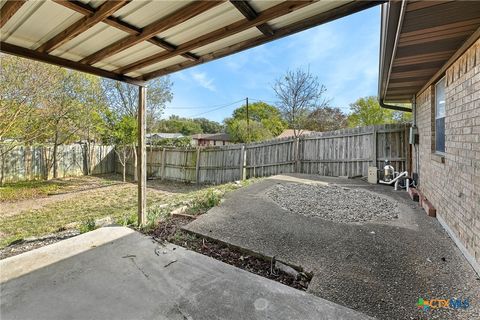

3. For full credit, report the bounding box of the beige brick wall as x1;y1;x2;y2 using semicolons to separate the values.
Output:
413;39;480;264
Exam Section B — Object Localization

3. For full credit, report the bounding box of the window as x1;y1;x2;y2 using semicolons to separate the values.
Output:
435;77;446;153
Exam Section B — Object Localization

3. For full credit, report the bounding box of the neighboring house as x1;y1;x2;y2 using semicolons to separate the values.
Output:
146;133;184;144
276;129;316;139
191;133;231;147
379;1;480;273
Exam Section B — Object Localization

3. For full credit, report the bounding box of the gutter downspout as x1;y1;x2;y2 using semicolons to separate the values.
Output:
379;0;411;113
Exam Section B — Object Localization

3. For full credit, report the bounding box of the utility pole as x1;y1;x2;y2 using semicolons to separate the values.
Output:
246;97;250;142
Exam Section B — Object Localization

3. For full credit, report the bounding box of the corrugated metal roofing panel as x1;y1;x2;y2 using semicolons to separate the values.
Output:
1;1;83;49
50;23;129;62
100;41;165;69
113;0;192;29
130;55;190;76
159;2;245;46
269;0;351;29
79;0;105;10
249;0;283;13
191;27;263;56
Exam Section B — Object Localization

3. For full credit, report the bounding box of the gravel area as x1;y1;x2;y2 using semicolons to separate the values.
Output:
267;183;400;223
0;230;80;260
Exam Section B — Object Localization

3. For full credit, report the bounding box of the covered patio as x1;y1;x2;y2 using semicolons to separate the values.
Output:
0;0;379;224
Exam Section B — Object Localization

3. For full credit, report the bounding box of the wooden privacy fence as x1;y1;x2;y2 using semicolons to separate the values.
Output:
119;123;410;184
1;144;115;183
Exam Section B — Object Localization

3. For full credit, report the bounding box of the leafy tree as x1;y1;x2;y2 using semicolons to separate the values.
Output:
347;96;412;127
273;68;328;137
305;106;347;132
100;111;137;182
225;102;286;139
155;115;203;135
150;137;192;148
0;55;59;154
192;118;224;134
0;55;107;180
227;119;272;143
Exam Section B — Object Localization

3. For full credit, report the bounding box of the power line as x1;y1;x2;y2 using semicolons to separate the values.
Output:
189;99;244;117
166;99;245;110
248;97;277;104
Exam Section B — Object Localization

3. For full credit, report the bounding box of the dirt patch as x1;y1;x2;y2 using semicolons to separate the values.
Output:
0;184;125;218
150;216;311;291
267;183;399;223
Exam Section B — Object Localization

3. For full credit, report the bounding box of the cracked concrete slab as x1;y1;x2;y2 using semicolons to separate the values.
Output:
1;226;372;320
183;174;480;320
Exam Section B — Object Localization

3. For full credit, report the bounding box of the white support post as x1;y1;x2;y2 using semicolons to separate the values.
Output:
137;86;147;226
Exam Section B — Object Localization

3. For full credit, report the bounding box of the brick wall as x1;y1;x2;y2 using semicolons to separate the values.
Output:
413;38;480;265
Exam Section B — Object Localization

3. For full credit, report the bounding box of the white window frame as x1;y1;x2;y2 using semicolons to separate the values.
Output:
434;77;446;154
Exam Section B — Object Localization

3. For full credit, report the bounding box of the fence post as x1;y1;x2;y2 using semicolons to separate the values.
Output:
161;148;166;180
295;137;300;173
195;147;201;184
239;145;245;180
372;128;377;167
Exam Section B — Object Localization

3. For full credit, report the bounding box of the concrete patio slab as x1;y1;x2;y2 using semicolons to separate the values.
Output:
183;174;480;320
0;226;373;320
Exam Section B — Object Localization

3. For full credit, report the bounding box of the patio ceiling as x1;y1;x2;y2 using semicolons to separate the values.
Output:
379;0;480;103
0;0;379;86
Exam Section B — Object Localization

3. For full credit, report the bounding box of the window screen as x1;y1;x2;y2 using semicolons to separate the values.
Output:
435;78;446;153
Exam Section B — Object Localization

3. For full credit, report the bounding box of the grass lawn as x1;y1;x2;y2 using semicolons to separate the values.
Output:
0;175;120;202
0;175;257;248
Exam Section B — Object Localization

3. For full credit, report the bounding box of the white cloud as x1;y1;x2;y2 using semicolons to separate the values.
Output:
191;72;216;91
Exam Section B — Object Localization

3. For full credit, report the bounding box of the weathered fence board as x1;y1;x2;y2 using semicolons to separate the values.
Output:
1;144;115;183
117;123;410;184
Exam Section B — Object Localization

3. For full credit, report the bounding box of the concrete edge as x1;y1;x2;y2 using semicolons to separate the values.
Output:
180;226;312;276
437;213;480;277
0;226;135;283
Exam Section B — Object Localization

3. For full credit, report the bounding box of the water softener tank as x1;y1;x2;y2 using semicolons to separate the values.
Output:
383;160;394;182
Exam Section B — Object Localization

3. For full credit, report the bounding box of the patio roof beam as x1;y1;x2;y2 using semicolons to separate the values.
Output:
230;0;275;36
0;41;145;86
52;0;199;62
0;0;26;28
80;1;224;65
116;0;314;75
37;0;129;53
138;0;379;80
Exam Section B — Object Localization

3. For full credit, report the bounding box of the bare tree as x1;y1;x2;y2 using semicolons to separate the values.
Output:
273;68;328;137
102;77;173;181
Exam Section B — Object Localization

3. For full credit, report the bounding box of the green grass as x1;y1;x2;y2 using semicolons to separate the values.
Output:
0;178;259;248
0;180;61;202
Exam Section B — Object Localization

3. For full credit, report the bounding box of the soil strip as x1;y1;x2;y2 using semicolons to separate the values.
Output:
149;216;311;291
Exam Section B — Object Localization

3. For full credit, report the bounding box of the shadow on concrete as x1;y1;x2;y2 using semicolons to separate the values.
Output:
1;227;372;320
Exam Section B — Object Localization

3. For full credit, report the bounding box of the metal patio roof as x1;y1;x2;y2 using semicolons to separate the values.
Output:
1;0;378;85
379;0;480;104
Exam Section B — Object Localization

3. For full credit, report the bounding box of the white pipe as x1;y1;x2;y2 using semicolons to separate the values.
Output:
380;171;408;191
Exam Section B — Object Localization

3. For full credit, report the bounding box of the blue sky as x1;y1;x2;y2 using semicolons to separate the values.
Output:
163;6;380;123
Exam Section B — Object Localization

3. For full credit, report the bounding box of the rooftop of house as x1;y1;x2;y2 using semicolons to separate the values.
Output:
146;133;184;139
276;129;316;139
191;133;231;141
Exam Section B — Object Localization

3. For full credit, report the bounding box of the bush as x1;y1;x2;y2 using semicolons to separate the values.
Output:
79;218;96;233
188;189;223;215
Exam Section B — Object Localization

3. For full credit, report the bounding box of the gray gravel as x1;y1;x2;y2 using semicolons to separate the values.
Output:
267;183;399;223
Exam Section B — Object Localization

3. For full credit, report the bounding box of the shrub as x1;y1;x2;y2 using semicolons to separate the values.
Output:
79;218;96;233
